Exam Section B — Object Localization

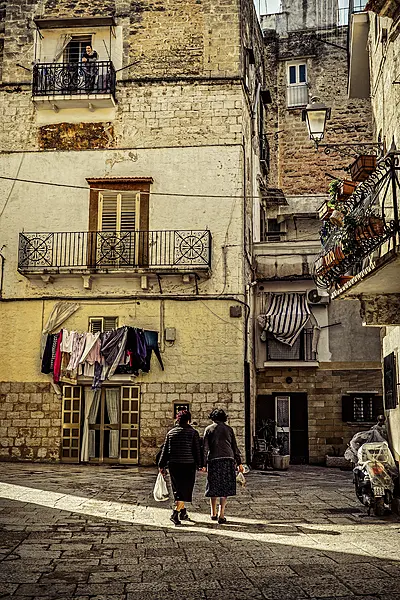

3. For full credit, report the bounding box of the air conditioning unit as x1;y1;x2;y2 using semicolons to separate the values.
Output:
307;288;330;305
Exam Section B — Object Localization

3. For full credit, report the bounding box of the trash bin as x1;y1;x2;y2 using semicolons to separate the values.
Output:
272;454;290;470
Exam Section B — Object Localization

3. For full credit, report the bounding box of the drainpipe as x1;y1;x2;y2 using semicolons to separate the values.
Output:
0;249;5;298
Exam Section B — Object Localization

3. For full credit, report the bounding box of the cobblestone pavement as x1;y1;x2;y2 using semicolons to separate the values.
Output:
0;463;400;600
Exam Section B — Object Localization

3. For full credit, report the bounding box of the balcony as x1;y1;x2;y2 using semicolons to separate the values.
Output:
287;84;309;108
32;61;116;110
264;329;317;367
313;151;400;299
18;230;212;275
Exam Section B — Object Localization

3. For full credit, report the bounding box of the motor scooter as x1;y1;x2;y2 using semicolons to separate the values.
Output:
353;441;397;516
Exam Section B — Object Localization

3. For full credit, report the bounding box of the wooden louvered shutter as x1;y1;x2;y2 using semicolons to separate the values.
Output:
120;193;139;232
98;192;118;232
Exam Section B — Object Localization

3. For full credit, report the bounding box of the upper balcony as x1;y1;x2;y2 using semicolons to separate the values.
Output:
32;61;117;111
18;230;212;277
313;150;400;302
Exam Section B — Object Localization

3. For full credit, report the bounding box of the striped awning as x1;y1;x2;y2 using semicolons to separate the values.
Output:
258;293;311;347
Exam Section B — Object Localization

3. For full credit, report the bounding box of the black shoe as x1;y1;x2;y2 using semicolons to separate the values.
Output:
180;508;189;521
210;515;218;521
218;516;227;524
170;510;181;526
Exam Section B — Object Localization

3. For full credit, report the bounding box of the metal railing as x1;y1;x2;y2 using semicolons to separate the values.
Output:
18;230;212;271
32;61;116;97
287;84;309;108
313;152;400;289
266;329;315;362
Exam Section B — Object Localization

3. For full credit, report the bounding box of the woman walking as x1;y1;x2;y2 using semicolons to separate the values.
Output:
203;408;243;524
158;410;202;526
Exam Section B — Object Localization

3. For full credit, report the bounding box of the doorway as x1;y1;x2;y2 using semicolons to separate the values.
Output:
61;385;140;464
256;393;309;464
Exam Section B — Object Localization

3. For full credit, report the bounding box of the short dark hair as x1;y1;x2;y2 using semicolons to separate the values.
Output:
209;408;227;422
176;410;191;425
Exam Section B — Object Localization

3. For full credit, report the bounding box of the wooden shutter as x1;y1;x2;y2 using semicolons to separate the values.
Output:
384;352;397;409
98;192;118;232
98;192;140;232
120;386;140;464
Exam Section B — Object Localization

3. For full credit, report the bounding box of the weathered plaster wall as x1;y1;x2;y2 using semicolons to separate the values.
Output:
0;299;245;463
0;145;244;298
382;325;400;460
368;13;400;148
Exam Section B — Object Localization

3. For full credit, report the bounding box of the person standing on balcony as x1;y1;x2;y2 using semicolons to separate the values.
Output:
158;410;202;526
82;45;98;92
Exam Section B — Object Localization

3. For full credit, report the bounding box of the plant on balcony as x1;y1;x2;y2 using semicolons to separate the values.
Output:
337;180;358;201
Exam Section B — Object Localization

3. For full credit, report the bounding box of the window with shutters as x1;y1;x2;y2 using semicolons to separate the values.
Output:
342;393;383;422
87;178;152;269
89;317;118;334
384;352;398;409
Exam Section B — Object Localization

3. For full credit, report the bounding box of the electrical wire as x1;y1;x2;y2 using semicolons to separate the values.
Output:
0;174;328;203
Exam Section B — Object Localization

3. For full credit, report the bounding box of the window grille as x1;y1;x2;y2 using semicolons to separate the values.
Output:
89;317;118;334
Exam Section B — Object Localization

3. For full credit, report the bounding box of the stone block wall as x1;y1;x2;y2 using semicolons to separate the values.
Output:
140;381;245;465
0;382;61;461
257;366;383;463
264;29;373;196
0;380;245;465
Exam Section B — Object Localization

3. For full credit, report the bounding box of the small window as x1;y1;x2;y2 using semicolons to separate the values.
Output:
89;317;118;334
264;218;282;242
342;394;383;422
64;35;92;63
174;403;190;419
287;62;308;108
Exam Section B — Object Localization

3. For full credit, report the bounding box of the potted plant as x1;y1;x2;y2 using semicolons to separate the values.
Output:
318;180;341;221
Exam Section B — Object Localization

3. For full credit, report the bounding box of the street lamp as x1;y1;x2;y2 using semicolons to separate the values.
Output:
302;97;331;148
301;96;385;158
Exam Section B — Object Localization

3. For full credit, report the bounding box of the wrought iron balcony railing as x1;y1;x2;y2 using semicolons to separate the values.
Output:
313;152;400;290
266;329;315;362
32;61;116;97
18;230;212;272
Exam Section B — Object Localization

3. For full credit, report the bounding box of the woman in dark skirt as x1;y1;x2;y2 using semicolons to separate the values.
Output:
158;410;202;526
202;408;243;524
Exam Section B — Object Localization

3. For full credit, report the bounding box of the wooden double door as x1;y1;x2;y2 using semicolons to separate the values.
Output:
61;385;140;464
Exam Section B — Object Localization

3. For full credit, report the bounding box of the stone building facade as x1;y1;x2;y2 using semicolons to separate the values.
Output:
0;0;266;464
254;0;383;464
330;0;400;461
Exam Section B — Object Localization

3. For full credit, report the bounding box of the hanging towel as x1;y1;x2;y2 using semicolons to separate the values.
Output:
259;293;311;347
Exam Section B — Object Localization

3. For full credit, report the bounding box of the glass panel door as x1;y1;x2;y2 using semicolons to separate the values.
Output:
61;385;82;463
120;386;140;464
275;395;290;455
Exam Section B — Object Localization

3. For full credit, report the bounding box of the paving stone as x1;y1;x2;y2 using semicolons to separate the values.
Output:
0;463;399;600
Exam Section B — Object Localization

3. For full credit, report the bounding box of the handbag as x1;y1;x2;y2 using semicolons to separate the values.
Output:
236;471;246;487
153;472;169;501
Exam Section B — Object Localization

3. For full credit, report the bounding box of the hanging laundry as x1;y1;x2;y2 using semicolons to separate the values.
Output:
53;330;63;384
143;330;164;372
67;332;86;371
41;333;55;374
102;326;128;379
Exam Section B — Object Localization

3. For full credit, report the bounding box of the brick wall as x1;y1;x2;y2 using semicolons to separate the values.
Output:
257;367;383;463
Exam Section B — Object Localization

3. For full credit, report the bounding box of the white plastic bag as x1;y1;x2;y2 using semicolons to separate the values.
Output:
236;471;246;487
153;472;169;502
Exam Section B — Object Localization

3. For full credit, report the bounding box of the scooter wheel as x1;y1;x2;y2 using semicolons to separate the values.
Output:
373;497;385;516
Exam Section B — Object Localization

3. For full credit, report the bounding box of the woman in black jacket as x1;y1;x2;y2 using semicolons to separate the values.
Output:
158;410;202;526
202;408;243;524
